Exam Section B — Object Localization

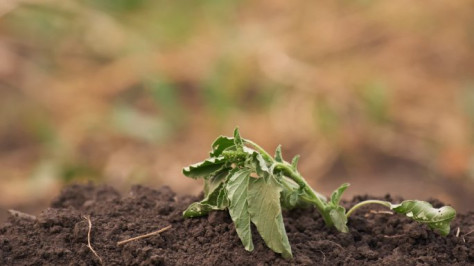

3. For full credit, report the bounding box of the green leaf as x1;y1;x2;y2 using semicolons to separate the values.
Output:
248;176;292;259
204;169;229;195
325;183;350;232
216;185;229;208
183;157;227;179
274;145;283;162
278;175;307;209
330;183;349;206
291;155;300;169
390;200;456;236
281;190;300;209
329;206;349;233
251;152;270;179
183;202;213;218
204;182;227;206
210;136;235;157
226;168;254;251
183;179;229;218
233;127;244;147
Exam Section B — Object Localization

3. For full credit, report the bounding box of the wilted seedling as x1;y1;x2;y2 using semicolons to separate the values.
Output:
183;128;456;259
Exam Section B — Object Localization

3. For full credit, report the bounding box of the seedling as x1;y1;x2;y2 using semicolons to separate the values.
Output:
182;128;456;258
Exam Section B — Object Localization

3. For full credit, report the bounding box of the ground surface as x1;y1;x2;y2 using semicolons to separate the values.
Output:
1;184;473;265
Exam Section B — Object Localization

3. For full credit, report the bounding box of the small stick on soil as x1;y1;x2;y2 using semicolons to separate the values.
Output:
383;234;405;238
117;225;172;246
83;215;103;265
316;250;326;263
456;227;460;238
8;209;37;221
462;230;474;243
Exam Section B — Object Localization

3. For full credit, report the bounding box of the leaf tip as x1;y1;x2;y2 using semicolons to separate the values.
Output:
233;127;243;146
182;167;190;175
291;154;300;168
233;127;240;138
275;145;283;162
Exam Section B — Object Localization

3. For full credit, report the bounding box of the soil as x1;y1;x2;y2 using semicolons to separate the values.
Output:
1;184;473;265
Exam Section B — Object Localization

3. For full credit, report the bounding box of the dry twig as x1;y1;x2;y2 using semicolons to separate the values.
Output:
462;230;474;243
117;225;172;246
383;234;405;238
83;215;103;265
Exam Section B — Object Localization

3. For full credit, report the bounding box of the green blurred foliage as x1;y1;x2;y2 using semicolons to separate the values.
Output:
359;82;391;124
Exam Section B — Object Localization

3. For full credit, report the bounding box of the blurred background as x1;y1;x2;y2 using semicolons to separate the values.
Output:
1;0;474;220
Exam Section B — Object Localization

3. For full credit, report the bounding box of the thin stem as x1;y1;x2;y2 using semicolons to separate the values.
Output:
244;139;332;225
274;162;331;225
345;200;391;218
243;139;273;162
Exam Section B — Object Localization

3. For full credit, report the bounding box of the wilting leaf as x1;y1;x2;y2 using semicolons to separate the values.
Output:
390;200;456;236
329;206;349;233
210;136;235;157
226;168;254;251
183;179;229;218
183;202;213;218
248;176;292;259
183;157;226;179
251;152;270;179
204;169;229;196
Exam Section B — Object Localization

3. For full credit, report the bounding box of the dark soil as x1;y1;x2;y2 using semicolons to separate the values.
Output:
1;184;473;265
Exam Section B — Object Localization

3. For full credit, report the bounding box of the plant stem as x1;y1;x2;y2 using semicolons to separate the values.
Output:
243;139;274;162
244;139;333;225
274;162;332;225
345;200;391;218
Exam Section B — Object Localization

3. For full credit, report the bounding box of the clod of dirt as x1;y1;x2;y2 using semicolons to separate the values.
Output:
1;184;473;265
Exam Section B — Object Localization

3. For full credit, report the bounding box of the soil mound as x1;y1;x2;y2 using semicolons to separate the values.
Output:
1;184;473;265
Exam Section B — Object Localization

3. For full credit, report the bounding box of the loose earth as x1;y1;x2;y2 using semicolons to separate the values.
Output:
1;184;473;265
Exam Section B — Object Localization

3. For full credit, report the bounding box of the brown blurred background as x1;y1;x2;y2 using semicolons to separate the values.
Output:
1;0;473;220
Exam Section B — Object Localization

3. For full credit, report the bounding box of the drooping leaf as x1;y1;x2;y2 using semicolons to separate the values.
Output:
204;182;227;206
390;200;456;236
328;206;349;233
216;185;229;208
278;175;306;209
247;176;292;259
183;157;226;179
280;189;300;209
251;152;270;179
274;145;283;162
210;136;235;157
183;202;213;218
183;195;230;218
330;183;349;206
226;168;254;251
204;169;230;196
184;180;229;218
